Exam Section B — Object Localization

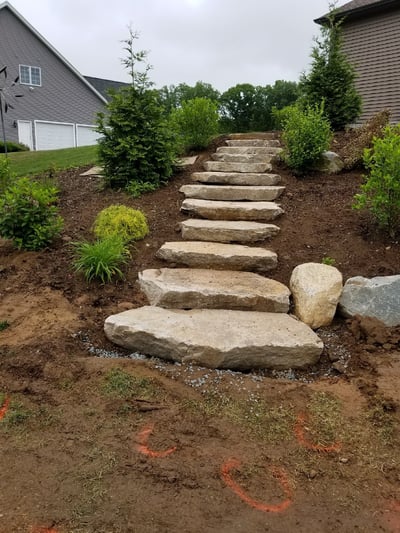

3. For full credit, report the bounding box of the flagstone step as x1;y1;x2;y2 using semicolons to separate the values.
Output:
180;184;285;202
181;219;280;243
217;146;282;155
191;172;281;186
226;139;281;147
156;241;277;272
138;268;290;312
211;152;275;164
181;199;283;221
204;161;272;173
104;307;323;370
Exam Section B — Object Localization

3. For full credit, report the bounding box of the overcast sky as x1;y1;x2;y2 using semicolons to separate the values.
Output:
8;0;345;92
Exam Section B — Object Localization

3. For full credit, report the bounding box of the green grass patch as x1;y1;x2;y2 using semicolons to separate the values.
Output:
7;145;98;177
0;320;10;331
102;368;157;400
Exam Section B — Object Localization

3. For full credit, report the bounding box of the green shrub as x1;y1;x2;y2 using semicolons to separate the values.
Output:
71;237;130;283
171;97;219;152
353;124;400;237
125;181;158;198
0;177;63;250
93;205;149;243
282;104;332;174
0;141;29;153
0;156;14;196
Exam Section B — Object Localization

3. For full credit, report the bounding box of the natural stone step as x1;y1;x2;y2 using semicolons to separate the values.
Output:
104;307;324;370
181;219;280;243
180;184;285;202
203;161;272;173
226;139;280;147
217;146;282;155
181;199;283;221
191;172;281;186
211;152;275;164
156;241;277;272
138;268;290;312
227;133;277;140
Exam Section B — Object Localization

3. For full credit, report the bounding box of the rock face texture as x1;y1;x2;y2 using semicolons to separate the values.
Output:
211;152;274;164
181;199;283;221
203;161;272;173
156;241;278;272
180;184;285;202
104;307;324;370
339;275;400;327
138;268;290;312
226;139;279;147
314;151;344;174
216;146;282;155
191;172;281;186
290;263;343;329
181;219;280;243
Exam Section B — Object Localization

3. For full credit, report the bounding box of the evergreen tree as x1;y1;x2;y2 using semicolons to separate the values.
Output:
299;7;362;130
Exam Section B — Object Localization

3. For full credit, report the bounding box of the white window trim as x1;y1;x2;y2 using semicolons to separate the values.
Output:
19;64;42;87
34;120;76;150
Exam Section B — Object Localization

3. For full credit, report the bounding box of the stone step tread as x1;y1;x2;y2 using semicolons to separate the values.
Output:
180;184;285;202
217;146;282;154
191;172;281;186
138;268;290;313
104;307;324;370
181;219;280;243
204;161;272;173
181;198;284;221
211;153;275;164
156;241;277;273
226;139;280;147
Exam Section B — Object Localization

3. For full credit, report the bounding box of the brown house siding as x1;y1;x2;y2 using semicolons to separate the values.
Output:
341;7;400;124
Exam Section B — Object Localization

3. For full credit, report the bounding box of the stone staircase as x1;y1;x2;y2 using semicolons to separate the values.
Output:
104;134;324;370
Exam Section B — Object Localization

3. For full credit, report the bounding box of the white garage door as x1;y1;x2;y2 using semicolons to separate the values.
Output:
35;121;75;151
76;125;102;147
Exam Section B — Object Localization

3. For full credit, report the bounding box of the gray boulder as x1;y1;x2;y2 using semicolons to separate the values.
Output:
314;151;344;174
339;275;400;327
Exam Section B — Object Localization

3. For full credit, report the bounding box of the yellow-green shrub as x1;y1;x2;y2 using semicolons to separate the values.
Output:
93;205;149;243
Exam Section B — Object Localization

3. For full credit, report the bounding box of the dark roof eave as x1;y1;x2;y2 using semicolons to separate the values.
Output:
314;0;398;25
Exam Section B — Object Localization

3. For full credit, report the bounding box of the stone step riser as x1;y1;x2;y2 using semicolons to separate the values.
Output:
104;307;324;370
156;241;278;273
226;139;280;147
204;161;272;173
191;172;281;186
181;199;284;221
138;268;290;313
217;146;282;155
181;219;280;243
180;184;285;202
211;153;275;164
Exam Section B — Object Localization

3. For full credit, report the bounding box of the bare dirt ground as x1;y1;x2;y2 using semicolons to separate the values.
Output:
0;136;400;533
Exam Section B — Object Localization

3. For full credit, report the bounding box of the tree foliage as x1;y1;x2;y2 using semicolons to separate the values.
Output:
299;6;361;130
158;81;220;114
97;29;178;190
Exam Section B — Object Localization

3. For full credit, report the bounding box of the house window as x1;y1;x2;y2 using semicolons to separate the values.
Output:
19;65;41;86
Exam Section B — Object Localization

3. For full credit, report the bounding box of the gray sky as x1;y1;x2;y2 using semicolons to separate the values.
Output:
9;0;343;92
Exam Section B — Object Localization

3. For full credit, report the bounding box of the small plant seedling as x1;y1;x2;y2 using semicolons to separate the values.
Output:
0;320;10;331
322;256;336;266
102;368;156;400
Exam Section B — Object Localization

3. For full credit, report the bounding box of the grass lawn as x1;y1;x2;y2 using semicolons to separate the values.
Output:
7;145;98;177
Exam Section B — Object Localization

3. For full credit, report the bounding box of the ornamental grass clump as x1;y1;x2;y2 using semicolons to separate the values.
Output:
93;204;149;243
71;237;130;284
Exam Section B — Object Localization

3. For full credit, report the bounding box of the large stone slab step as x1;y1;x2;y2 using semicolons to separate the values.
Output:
181;219;280;243
180;184;285;202
217;146;282;155
211;152;275;164
138;268;290;312
181;199;283;221
156;241;277;272
191;172;281;186
104;307;323;370
204;161;272;173
226;139;280;147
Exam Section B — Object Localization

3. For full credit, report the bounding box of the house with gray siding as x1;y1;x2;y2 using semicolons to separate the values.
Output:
0;1;112;150
315;0;400;124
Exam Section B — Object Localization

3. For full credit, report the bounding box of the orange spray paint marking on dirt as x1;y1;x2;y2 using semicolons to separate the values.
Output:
30;527;59;533
136;423;177;458
294;412;341;453
0;396;10;421
220;459;293;513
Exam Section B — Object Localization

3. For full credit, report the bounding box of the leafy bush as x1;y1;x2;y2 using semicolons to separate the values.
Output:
71;237;130;283
0;156;14;195
93;205;149;242
281;104;332;174
353;124;400;237
126;181;158;198
97;29;178;191
171;97;220;152
341;110;390;170
0;141;29;153
0;177;63;250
